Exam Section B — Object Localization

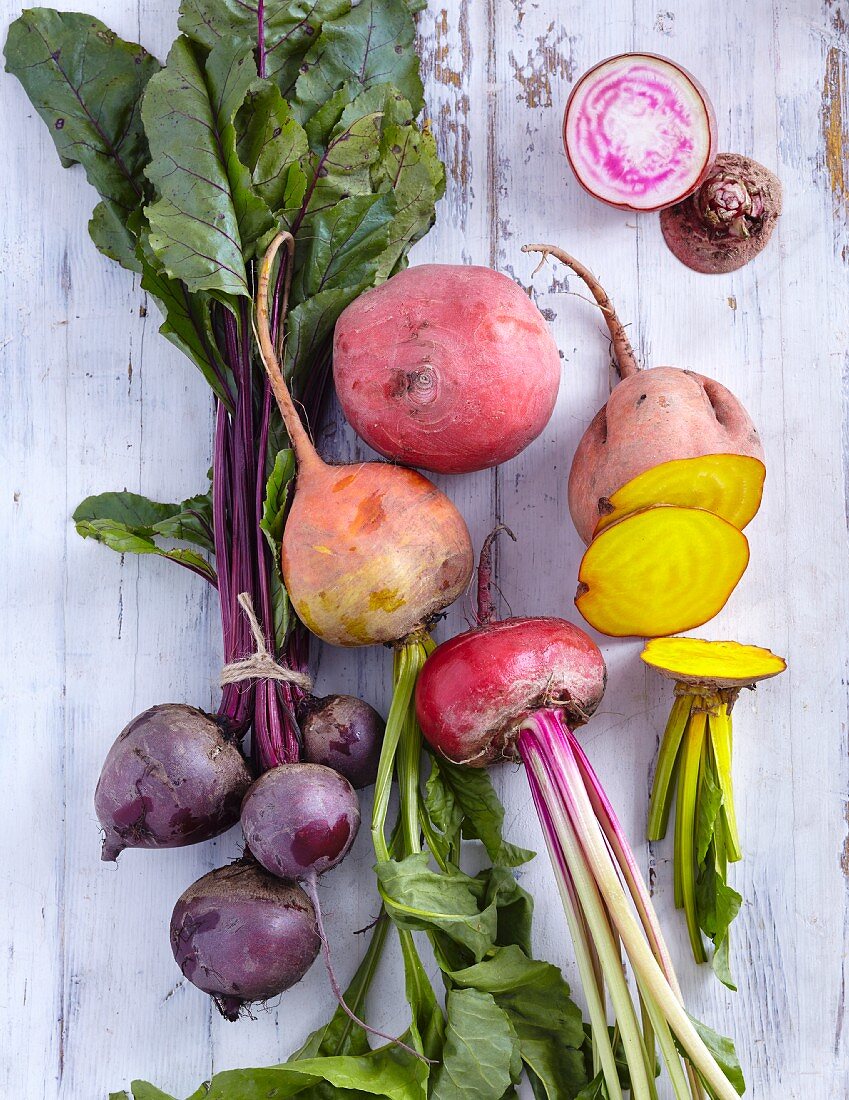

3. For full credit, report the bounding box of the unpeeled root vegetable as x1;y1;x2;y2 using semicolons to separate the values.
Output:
240;762;423;1058
522;244;762;637
332;264;561;474
575;505;750;638
301;695;385;789
661;153;783;274
519;247;764;547
170;861;321;1021
414;616;607;765
94;704;253;862
416;615;745;1100
257;233;473;647
592;453;765;537
563;53;717;212
643;637;786;985
241;763;360;881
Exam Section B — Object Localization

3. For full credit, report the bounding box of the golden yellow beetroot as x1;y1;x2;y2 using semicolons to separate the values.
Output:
257;233;473;647
643;637;786;985
575;505;749;638
521;244;765;545
593;453;765;537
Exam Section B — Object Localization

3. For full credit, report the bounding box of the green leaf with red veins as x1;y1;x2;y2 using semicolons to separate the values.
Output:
143;38;274;297
294;0;423;122
178;0;351;97
138;232;235;406
236;81;309;219
292;194;394;301
4;9;160;269
73;489;217;584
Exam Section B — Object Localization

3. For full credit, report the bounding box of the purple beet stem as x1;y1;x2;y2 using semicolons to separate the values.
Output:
211;248;319;769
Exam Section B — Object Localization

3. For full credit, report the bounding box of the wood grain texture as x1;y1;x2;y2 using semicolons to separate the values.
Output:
1;0;847;1097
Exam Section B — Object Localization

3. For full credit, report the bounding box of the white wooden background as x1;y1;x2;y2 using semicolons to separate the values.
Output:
2;0;848;1096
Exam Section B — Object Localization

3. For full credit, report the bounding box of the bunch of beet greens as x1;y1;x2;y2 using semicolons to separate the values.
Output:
5;3;601;1097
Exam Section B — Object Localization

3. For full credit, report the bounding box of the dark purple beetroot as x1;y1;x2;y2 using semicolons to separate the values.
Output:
301;695;385;789
95;703;252;861
240;763;360;880
660;153;782;274
170;861;320;1020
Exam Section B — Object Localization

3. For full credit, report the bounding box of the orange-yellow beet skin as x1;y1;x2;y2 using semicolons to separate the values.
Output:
281;461;474;647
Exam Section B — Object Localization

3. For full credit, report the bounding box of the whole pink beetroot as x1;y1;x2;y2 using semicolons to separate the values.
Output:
333;264;561;474
415;617;606;766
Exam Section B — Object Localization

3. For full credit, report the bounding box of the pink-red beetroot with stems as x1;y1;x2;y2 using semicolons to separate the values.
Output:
563;53;717;213
301;695;385;789
332;265;561;474
521;245;764;545
241;762;422;1058
170;861;320;1021
95;704;253;861
416;612;745;1099
660;153;783;274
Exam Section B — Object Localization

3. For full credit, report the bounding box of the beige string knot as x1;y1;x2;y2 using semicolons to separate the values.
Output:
220;592;313;691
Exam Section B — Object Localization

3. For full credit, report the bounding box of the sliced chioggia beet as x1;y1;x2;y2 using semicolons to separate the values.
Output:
593;452;766;537
660;153;783;273
643;637;786;984
575;505;750;638
563;52;717;212
333;264;561;474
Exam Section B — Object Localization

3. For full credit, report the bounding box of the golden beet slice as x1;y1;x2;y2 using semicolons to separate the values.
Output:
593;454;766;538
576;506;750;638
641;637;786;688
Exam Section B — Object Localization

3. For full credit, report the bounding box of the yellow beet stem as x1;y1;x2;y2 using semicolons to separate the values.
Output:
256;231;323;478
593;454;766;537
709;704;742;861
522;243;640;380
647;694;692;840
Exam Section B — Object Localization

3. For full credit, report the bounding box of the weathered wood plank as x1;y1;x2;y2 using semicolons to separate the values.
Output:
0;0;847;1097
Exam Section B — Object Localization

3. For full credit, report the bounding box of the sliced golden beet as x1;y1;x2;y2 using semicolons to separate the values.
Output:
575;506;749;638
640;637;786;689
593;454;766;538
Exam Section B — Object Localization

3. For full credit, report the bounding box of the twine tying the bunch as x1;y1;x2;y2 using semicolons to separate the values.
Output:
220;592;313;691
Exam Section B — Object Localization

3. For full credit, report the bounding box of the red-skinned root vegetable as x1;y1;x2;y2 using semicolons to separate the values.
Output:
415;617;606;766
257;233;473;647
661;153;783;273
416;620;745;1099
332;265;561;474
95;704;252;862
301;695;385;789
564;53;717;212
170;860;321;1021
521;244;764;545
241;763;426;1060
